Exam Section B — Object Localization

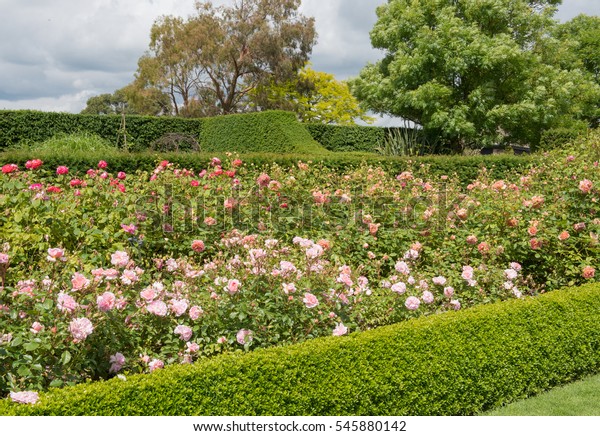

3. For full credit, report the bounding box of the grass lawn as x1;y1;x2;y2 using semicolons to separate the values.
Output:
485;373;600;416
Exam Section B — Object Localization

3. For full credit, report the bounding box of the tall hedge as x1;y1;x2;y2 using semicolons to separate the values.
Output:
2;283;599;416
305;123;385;152
201;111;327;154
0;110;203;150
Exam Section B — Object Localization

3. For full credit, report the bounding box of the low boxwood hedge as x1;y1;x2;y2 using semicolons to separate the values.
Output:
0;150;534;187
1;283;599;416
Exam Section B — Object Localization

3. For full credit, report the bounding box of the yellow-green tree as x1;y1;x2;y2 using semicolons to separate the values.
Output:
257;65;373;125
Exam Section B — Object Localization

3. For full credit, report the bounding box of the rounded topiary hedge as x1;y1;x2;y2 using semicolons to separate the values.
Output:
1;283;599;416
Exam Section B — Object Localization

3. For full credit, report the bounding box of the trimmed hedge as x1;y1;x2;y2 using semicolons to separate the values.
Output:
0;110;203;151
305;123;385;152
1;283;599;416
0;150;534;187
201;111;328;154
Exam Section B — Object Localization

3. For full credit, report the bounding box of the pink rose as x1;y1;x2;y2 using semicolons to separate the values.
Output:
466;235;478;245
2;164;18;174
30;322;44;334
169;299;189;317
332;322;348;337
302;292;319;308
256;173;271;187
217;336;227;344
582;266;596;279
110;250;130;268
56;166;69;175
97;292;116;312
117;171;126;180
10;391;39;404
186;342;200;353
558;231;570;241
226;279;241;295
147;300;168;317
405;296;421;311
71;272;90;291
174;325;193;341
148;359;164;372
191;239;205;253
57;292;78;313
47;247;66;262
97;160;108;169
25;159;43;170
391;282;407;295
69;317;94;342
579;179;593;194
432;276;446;286
395;261;410;275
422;291;434;304
189;305;204;320
444;286;455;298
236;329;253;345
109;352;126;373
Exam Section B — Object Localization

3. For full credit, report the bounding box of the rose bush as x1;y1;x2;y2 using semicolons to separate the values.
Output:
0;131;598;400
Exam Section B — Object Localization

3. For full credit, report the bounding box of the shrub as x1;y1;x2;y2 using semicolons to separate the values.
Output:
1;283;599;416
200;111;327;154
305;123;385;152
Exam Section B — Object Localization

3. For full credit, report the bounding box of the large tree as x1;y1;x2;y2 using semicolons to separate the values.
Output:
132;0;316;117
254;64;374;125
351;0;600;151
81;85;171;116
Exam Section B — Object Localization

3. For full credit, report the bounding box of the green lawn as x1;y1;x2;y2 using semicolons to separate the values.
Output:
485;374;600;416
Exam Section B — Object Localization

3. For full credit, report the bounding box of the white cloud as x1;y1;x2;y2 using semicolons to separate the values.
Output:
0;0;597;113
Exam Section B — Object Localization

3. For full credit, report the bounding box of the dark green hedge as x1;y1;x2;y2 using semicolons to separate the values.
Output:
0;150;534;187
0;110;203;151
2;283;599;416
0;110;329;154
201;111;327;154
305;123;385;152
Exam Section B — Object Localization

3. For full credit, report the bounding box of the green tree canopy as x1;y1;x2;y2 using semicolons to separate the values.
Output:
351;0;600;151
81;86;171;116
255;64;373;125
131;0;316;117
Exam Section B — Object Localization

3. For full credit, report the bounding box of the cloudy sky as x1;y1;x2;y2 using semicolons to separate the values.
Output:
0;0;598;116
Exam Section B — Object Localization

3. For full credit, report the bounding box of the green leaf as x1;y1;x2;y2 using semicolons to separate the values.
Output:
23;342;40;351
61;350;72;365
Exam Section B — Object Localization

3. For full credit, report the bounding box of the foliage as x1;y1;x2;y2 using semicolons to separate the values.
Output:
0;110;203;151
20;133;118;154
255;65;374;125
132;0;316;117
80;86;172;117
0;129;599;399
351;0;600;151
305;123;385;153
0;148;534;187
200;110;326;154
2;282;600;416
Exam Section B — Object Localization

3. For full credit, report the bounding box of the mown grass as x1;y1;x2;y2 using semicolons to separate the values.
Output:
485;373;600;416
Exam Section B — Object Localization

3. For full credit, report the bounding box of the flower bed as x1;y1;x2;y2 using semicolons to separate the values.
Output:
1;282;600;416
0;131;598;400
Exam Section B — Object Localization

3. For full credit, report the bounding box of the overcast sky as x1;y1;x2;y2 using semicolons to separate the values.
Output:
0;0;598;117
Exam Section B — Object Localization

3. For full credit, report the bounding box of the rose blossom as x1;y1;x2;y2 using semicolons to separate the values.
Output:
1;163;18;174
147;300;168;316
25;159;43;170
256;173;271;187
109;353;126;373
504;269;518;281
405;296;421;311
30;322;44;334
332;322;348;337
97;160;108;169
10;391;39;405
97;292;116;312
579;179;593;194
217;336;227;344
466;235;478;245
422;291;434;304
450;299;461;310
395;261;410;275
71;272;90;291
188;305;203;320
225;279;241;295
57;292;78;313
0;253;8;264
47;247;66;262
444;286;455;298
582;266;596;279
303;292;319;308
432;276;447;286
148;359;164;372
174;325;193;341
69;317;94;342
111;251;130;268
391;282;407;294
56;166;69;175
236;329;253;345
191;240;205;252
169;299;189;317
